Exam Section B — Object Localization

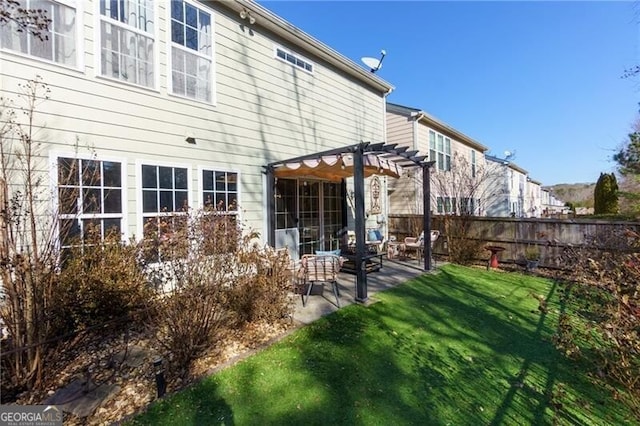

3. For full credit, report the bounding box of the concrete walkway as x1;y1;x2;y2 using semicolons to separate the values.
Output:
292;259;440;325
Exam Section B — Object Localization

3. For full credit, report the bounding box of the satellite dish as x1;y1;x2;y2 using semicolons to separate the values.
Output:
362;57;381;71
361;49;386;73
504;150;511;158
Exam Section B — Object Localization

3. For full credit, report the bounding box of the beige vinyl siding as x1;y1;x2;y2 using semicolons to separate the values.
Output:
385;111;413;148
416;123;431;155
385;111;418;215
0;0;387;241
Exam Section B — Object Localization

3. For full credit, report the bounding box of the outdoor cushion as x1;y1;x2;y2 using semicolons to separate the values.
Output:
316;249;341;257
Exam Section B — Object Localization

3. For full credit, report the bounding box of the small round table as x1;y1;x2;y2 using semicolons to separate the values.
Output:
485;245;506;270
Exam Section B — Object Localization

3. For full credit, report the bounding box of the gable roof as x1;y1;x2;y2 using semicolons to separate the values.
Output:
387;102;489;152
485;155;529;175
222;0;394;94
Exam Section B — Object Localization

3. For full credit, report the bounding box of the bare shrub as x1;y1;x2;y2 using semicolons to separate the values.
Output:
0;78;58;392
442;216;484;265
555;229;640;417
227;245;294;324
51;226;151;335
141;210;240;376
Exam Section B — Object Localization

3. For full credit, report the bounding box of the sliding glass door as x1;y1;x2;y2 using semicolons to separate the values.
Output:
275;178;344;258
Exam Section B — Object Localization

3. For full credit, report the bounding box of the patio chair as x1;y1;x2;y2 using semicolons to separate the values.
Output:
403;232;424;260
300;254;342;308
430;230;440;267
404;231;440;265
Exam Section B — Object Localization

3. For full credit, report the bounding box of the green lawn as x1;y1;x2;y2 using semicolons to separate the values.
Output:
131;264;636;425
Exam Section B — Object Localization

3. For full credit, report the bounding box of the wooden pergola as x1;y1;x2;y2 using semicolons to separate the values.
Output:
265;141;435;303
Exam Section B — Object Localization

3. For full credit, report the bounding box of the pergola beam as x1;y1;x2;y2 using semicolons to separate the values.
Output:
265;141;432;303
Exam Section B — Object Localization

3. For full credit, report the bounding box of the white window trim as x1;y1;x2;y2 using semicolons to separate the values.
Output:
49;151;129;244
428;128;452;172
135;159;193;240
0;0;84;71
197;165;242;221
274;45;314;75
166;0;217;105
94;0;160;90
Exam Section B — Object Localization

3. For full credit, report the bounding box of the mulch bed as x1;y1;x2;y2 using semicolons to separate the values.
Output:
10;318;294;425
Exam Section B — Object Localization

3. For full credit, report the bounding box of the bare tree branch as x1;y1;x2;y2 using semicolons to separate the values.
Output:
0;0;51;41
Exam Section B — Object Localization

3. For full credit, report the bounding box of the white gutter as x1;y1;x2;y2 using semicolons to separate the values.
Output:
224;0;395;94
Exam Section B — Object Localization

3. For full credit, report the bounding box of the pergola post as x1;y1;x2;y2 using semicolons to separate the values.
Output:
423;163;432;271
354;144;368;302
266;166;276;247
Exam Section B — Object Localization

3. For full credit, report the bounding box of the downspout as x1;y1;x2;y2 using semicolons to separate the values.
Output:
266;166;275;247
381;88;392;240
410;111;425;214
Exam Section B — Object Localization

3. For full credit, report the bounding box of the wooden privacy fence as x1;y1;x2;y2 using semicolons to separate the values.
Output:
388;214;640;268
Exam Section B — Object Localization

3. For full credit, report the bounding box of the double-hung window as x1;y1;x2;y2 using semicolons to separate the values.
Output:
202;169;238;212
436;196;455;215
429;131;436;167
0;0;77;67
471;150;477;178
140;164;190;261
56;156;124;251
141;164;189;231
170;0;213;102
430;130;451;171
200;169;239;253
99;0;155;88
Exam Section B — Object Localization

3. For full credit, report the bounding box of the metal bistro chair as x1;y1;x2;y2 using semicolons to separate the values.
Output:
300;254;342;308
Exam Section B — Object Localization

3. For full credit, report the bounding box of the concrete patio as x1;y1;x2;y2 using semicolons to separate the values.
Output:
291;259;440;325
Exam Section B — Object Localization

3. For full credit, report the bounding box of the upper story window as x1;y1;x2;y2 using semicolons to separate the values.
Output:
99;0;155;88
429;130;451;171
0;0;77;67
170;0;213;103
471;150;476;178
275;46;313;73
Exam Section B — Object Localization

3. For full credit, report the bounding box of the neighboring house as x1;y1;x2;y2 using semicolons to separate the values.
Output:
385;102;489;216
541;189;567;216
484;155;530;217
525;178;542;218
0;0;394;259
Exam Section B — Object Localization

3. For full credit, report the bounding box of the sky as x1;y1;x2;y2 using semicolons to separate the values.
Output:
261;0;640;186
